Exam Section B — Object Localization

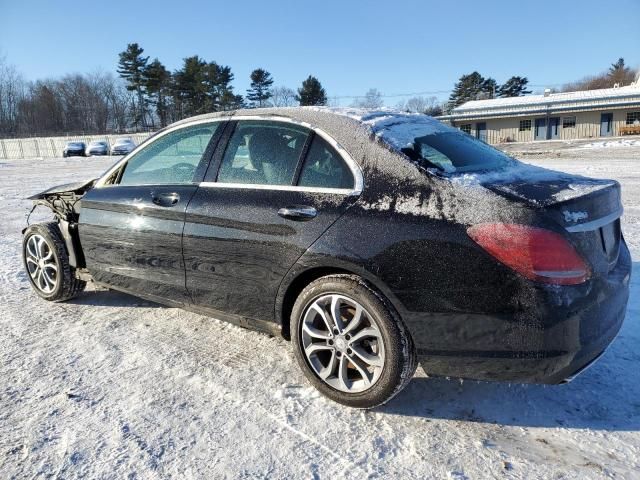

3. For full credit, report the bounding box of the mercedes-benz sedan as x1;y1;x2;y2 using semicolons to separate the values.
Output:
22;108;631;408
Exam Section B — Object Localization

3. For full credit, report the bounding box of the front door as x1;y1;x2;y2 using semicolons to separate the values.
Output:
535;118;547;140
475;122;487;143
79;122;223;303
548;117;560;140
600;113;613;137
183;120;359;328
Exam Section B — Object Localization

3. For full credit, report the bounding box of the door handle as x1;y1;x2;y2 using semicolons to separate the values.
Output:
152;192;180;207
278;205;317;221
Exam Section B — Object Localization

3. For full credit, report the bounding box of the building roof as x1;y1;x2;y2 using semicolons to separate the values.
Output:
441;83;640;121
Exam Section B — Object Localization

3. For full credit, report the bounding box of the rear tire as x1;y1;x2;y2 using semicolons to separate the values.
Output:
291;274;417;408
22;222;86;302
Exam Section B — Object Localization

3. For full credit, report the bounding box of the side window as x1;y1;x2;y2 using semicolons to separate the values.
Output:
119;123;219;186
298;136;354;189
217;121;309;185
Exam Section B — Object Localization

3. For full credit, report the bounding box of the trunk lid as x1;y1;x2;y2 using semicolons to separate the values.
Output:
481;168;623;277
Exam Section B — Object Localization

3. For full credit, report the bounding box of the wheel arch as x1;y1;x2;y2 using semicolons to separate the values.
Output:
275;261;405;341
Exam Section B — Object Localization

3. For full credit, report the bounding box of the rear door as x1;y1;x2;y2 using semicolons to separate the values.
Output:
79;121;224;303
183;119;361;325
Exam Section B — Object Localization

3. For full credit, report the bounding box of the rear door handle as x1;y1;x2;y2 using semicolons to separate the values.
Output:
278;205;317;221
152;192;180;207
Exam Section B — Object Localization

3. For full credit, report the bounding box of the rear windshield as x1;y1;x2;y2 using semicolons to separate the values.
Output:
408;131;510;173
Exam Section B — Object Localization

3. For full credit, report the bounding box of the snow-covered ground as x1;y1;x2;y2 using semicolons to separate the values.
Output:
1;141;639;479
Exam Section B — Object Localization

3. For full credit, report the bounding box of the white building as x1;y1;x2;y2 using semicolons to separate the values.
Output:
439;83;640;145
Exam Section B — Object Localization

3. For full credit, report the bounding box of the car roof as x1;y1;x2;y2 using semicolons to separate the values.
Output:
167;107;450;183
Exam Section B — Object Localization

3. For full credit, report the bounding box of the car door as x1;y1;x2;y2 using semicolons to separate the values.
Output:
79;121;224;303
182;119;362;327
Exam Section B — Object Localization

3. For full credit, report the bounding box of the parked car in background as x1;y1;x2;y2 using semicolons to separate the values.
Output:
110;138;136;155
86;140;110;156
62;142;86;157
22;108;630;408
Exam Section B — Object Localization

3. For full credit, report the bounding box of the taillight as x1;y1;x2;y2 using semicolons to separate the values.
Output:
467;223;590;285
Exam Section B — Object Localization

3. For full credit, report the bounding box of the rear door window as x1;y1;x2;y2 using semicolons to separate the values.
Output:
217;121;309;185
298;135;353;189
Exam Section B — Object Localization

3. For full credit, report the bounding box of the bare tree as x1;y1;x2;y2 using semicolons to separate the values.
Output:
352;88;383;109
0;56;27;135
271;86;297;107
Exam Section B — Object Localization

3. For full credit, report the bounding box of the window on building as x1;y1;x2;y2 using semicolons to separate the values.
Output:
519;120;532;132
562;116;576;128
459;124;472;134
626;111;640;125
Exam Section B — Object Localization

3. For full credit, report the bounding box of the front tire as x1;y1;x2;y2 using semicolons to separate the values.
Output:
22;222;86;302
291;274;417;408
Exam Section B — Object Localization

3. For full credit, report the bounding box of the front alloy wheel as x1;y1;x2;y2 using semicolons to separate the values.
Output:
25;234;59;293
22;222;86;302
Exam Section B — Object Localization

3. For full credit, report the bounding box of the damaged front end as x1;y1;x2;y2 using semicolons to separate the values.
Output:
26;178;96;268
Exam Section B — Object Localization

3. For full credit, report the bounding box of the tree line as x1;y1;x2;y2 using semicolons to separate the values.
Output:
0;43;330;137
116;43;330;131
446;57;636;110
0;47;636;138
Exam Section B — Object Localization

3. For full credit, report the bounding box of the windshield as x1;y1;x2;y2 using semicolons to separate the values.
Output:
411;131;510;173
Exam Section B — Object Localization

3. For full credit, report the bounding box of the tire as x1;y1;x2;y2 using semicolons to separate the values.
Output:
22;222;86;302
291;274;417;408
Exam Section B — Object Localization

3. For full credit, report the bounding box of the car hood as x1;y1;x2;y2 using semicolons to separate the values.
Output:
27;178;96;200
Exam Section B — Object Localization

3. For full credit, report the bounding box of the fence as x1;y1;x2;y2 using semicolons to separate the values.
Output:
0;133;155;160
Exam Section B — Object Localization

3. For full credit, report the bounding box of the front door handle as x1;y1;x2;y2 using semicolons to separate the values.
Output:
152;192;180;207
278;205;317;221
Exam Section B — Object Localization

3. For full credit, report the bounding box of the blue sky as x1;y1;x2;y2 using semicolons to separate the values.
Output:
1;0;639;105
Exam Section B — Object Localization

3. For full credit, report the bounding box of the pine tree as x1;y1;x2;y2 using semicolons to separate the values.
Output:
448;72;487;108
205;62;240;111
117;43;149;129
172;56;208;117
143;59;171;127
296;76;327;106
246;68;274;107
497;76;532;98
608;58;632;85
480;78;498;99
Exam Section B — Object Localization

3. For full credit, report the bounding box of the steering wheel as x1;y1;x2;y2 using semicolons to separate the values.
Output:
173;162;196;172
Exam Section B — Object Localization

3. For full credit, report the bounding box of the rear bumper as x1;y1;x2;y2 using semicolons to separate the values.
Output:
409;239;631;384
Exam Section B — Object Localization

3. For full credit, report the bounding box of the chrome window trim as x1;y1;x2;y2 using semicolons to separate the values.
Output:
94;118;225;188
215;115;363;194
198;181;357;196
95;115;364;195
565;207;623;233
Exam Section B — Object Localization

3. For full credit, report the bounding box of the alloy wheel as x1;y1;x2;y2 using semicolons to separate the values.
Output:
25;234;58;293
300;294;385;393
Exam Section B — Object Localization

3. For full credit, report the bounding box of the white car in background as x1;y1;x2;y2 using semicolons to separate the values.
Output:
110;138;136;155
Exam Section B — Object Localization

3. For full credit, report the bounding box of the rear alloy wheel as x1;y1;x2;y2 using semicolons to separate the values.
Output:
291;274;417;408
22;222;86;302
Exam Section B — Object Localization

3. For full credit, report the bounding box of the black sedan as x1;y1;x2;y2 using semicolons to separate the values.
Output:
62;141;86;157
22;108;631;408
